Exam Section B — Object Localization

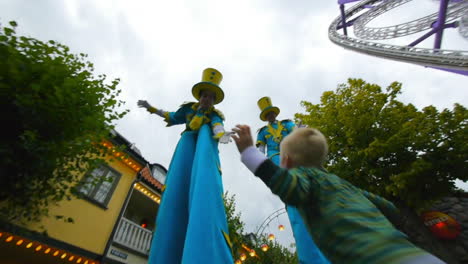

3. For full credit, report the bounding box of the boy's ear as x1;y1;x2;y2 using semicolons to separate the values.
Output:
286;155;294;169
281;154;294;169
280;154;287;168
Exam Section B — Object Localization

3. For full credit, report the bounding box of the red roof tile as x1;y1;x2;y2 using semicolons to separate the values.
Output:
140;166;164;191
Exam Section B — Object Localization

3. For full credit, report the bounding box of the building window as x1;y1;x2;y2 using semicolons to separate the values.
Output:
79;164;121;207
152;166;167;184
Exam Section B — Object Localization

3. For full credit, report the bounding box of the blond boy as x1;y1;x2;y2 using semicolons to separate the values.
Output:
232;125;445;264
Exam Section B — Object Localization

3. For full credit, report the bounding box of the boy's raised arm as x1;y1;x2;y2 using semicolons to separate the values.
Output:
359;188;402;227
232;125;311;206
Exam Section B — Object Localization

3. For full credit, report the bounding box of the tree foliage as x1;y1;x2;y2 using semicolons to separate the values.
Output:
0;21;128;222
224;192;298;264
295;78;467;208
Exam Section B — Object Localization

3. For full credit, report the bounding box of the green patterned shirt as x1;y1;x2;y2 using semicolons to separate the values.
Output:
255;159;429;264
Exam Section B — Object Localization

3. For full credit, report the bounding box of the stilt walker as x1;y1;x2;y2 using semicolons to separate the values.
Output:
138;68;234;264
256;97;329;264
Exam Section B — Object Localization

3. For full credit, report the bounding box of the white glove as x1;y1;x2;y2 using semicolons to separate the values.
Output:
137;100;152;109
219;131;234;144
257;144;266;154
297;121;307;128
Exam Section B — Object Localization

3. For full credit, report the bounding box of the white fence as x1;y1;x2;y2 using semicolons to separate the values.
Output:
114;217;153;255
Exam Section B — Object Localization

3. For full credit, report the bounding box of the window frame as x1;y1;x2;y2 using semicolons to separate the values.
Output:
152;165;167;184
79;164;122;209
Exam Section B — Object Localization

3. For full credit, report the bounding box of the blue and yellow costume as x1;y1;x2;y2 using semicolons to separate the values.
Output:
256;97;329;264
256;119;295;161
147;69;233;264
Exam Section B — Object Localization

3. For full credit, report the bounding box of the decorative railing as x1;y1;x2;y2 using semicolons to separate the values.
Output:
114;217;153;255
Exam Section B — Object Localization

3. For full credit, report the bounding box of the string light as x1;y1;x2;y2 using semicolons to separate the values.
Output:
134;183;161;204
0;232;95;264
101;141;141;171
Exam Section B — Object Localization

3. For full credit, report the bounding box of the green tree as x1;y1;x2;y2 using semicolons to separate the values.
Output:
295;78;467;208
224;192;247;257
223;192;298;264
0;21;128;223
250;234;298;264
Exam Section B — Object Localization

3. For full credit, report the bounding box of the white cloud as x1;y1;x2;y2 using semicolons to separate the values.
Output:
2;0;467;251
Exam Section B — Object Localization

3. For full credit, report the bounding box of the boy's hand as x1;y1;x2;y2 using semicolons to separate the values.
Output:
232;125;254;153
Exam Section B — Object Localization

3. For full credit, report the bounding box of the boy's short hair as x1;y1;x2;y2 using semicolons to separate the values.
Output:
280;127;328;167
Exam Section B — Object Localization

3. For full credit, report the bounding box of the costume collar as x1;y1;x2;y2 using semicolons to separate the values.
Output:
266;121;284;143
268;120;278;125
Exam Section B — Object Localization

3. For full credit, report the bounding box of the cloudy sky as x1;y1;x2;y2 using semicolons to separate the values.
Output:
2;0;467;250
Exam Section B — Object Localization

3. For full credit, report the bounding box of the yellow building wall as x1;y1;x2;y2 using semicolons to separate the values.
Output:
24;157;139;254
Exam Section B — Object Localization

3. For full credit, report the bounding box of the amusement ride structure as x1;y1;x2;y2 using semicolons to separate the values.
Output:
328;0;468;75
254;208;287;243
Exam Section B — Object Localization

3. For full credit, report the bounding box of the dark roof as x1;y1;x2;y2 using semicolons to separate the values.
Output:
110;129;167;191
109;129;149;165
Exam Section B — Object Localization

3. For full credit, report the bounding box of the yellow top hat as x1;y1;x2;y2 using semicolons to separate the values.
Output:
258;96;280;121
192;68;224;105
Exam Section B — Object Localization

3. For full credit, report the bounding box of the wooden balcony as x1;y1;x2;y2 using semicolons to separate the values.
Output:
113;217;153;255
